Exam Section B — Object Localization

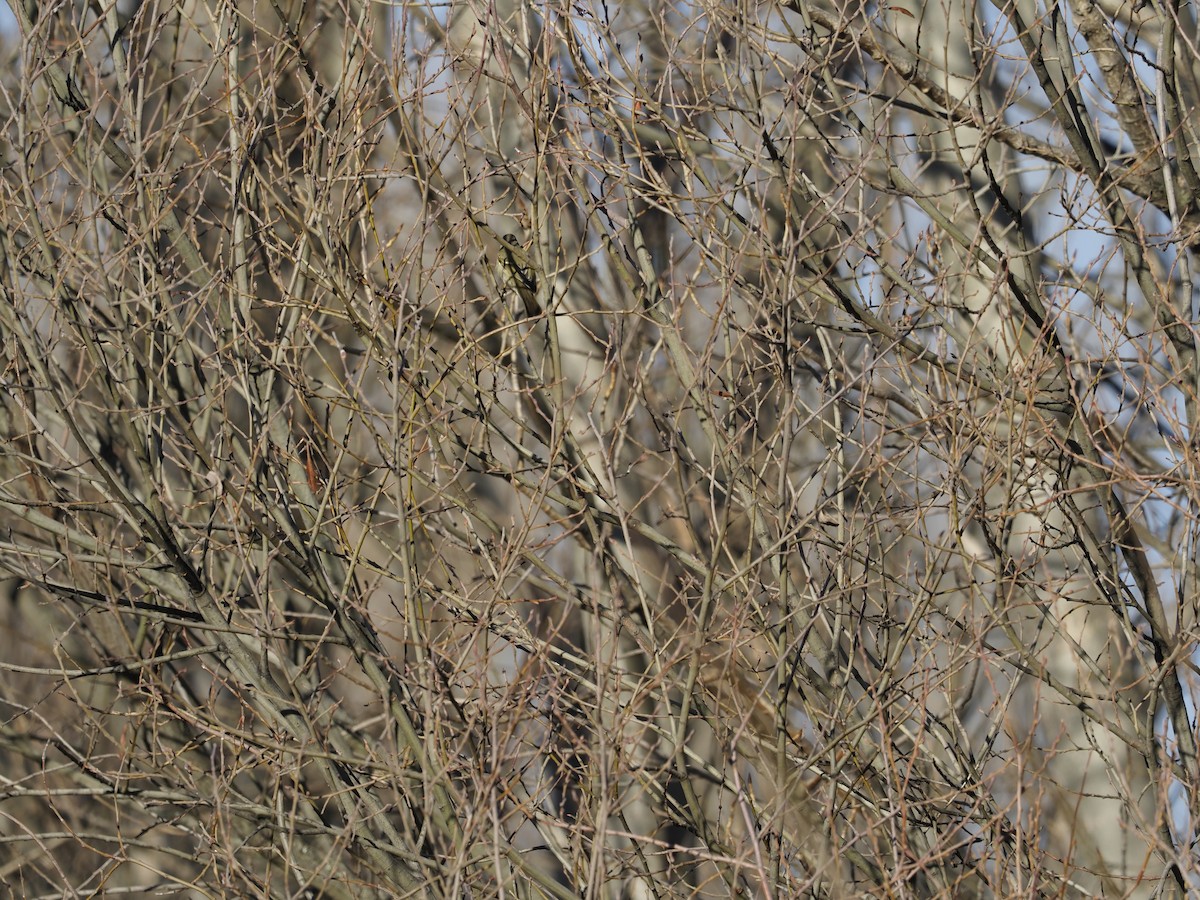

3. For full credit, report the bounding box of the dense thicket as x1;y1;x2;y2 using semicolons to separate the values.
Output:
1;0;1198;895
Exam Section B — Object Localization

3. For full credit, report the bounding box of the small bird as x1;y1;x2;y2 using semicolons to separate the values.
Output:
499;233;540;318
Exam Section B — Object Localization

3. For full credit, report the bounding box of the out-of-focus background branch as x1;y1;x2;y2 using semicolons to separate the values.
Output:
1;0;1198;895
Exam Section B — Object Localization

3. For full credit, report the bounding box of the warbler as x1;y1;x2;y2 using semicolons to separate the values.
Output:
499;233;540;318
